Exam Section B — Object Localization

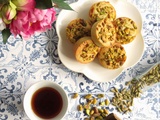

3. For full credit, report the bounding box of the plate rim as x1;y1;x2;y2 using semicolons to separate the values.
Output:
56;0;145;82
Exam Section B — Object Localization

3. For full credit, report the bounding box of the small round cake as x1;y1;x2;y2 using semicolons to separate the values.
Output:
113;17;138;44
74;37;100;64
66;18;91;43
98;44;127;69
91;19;116;47
89;1;116;24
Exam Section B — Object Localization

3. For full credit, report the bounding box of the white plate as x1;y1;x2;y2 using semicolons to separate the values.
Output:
56;0;144;82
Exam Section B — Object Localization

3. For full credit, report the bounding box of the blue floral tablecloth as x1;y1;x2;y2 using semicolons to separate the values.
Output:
0;0;159;120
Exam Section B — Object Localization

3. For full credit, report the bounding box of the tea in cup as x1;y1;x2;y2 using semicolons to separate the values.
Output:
23;81;68;120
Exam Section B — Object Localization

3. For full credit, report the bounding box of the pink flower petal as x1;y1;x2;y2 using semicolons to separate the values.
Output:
10;8;57;39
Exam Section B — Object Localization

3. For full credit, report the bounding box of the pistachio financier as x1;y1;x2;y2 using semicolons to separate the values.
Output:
113;17;138;44
91;18;116;47
74;37;100;64
89;1;116;24
66;18;91;44
98;43;127;69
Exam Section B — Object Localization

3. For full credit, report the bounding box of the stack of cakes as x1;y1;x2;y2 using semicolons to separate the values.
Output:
66;1;137;69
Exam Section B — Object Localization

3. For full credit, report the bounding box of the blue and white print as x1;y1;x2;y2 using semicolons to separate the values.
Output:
0;0;160;120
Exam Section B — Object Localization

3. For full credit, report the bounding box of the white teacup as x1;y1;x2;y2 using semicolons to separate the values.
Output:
23;80;68;120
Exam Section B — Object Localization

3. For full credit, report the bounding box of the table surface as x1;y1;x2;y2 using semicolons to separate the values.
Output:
0;0;160;120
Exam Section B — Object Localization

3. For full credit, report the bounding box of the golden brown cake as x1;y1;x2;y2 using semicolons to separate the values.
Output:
66;18;91;44
113;17;138;44
74;37;100;64
98;43;127;69
89;1;116;24
91;19;116;47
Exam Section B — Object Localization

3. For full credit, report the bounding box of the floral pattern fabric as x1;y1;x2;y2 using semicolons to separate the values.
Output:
0;0;160;119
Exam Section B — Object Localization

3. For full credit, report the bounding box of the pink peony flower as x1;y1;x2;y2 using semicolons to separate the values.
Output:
11;0;36;11
9;8;56;39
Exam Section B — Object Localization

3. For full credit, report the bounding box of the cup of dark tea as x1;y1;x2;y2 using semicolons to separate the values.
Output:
23;80;68;120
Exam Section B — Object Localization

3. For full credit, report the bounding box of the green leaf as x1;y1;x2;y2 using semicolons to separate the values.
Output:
0;0;8;4
0;0;8;9
52;0;73;10
2;28;11;44
35;0;52;9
